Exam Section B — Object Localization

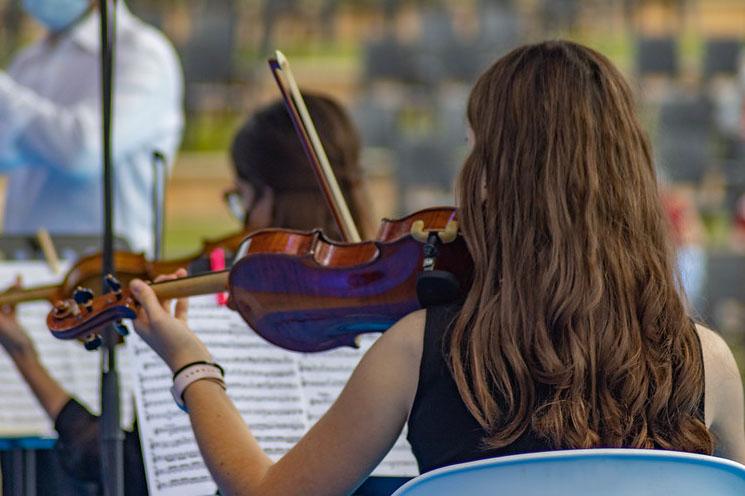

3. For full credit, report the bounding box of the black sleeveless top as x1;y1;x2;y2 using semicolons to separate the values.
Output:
406;304;706;474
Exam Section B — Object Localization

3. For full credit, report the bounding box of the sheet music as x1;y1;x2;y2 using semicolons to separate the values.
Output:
132;335;215;496
298;334;419;477
133;297;417;496
0;261;134;438
132;296;307;496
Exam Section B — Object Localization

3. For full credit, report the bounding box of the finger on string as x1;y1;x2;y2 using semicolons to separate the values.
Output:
152;268;188;285
151;275;178;311
174;297;189;322
1;304;11;315
6;275;22;317
153;274;178;284
155;268;189;313
171;268;189;317
160;297;174;314
130;279;167;325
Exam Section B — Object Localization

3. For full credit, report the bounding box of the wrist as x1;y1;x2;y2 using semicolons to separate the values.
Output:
10;348;51;387
167;349;213;374
171;361;226;412
8;343;38;364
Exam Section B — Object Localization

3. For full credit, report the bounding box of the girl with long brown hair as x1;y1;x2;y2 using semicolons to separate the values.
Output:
129;40;745;495
228;93;375;238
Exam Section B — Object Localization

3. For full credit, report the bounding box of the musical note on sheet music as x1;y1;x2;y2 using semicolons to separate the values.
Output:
0;261;134;438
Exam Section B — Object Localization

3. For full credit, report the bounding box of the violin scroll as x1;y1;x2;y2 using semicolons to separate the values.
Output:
49;287;138;341
50;276;135;349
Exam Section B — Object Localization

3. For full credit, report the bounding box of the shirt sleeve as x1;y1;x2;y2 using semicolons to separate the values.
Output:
53;398;101;481
0;37;182;179
53;397;148;493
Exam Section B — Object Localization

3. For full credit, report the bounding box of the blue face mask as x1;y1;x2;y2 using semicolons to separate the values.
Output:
22;0;91;32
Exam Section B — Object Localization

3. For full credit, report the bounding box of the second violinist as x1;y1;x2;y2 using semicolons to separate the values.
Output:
0;93;373;495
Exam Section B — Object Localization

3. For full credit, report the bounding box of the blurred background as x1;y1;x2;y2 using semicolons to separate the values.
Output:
1;0;744;375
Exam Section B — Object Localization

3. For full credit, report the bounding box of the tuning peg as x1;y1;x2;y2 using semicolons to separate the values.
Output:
84;334;102;351
73;287;95;312
104;275;122;297
114;320;129;337
51;300;74;319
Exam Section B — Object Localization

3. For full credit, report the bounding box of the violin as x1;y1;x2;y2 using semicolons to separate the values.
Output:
0;230;248;307
47;207;469;351
46;52;473;352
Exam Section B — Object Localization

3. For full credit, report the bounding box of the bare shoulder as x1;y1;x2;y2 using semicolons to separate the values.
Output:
337;309;427;420
371;309;427;361
696;324;745;442
695;324;745;463
695;324;740;383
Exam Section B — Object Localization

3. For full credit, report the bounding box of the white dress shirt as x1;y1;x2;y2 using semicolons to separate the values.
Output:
0;3;183;255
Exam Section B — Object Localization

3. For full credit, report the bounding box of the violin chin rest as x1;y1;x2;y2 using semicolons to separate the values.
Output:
416;270;461;308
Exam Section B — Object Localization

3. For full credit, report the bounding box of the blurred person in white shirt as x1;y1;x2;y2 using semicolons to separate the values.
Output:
0;0;183;254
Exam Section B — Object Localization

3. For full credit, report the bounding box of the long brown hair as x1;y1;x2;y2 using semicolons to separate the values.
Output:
231;93;375;239
451;41;712;453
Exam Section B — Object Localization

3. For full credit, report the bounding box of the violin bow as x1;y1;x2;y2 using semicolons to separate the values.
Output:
268;51;362;243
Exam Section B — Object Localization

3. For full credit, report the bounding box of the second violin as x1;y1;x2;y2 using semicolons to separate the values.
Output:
0;230;248;307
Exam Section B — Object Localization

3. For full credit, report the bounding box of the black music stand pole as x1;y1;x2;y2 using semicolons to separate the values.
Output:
152;151;167;259
99;1;125;495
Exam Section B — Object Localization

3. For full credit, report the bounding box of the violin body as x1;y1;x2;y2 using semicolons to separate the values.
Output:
229;207;470;351
47;208;473;351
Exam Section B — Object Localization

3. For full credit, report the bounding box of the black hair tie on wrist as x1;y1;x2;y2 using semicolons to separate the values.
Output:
172;360;224;380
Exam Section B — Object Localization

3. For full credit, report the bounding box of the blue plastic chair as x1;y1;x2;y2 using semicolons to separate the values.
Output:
391;449;745;496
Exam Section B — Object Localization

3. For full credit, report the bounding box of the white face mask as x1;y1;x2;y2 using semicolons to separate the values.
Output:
22;0;91;33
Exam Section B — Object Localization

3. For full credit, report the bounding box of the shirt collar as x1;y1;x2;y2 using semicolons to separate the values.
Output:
70;1;135;53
